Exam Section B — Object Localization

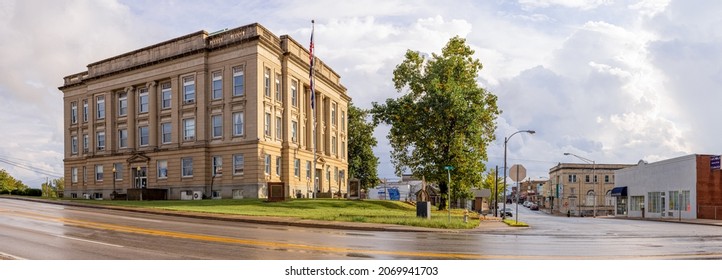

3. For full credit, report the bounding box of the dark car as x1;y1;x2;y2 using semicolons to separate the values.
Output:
530;203;539;211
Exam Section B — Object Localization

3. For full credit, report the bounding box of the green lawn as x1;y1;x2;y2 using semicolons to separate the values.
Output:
76;199;481;229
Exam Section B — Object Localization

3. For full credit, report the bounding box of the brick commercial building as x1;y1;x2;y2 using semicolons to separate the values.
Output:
615;154;722;220
59;23;350;200
547;163;634;216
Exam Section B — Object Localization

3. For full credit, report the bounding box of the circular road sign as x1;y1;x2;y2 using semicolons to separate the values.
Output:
509;164;526;182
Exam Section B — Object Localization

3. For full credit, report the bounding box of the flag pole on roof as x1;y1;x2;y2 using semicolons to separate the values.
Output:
310;19;317;198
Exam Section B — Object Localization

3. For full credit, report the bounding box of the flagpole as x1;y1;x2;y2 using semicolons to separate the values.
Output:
310;20;317;198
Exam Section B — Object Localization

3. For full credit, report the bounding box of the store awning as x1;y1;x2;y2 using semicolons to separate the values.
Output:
611;186;627;196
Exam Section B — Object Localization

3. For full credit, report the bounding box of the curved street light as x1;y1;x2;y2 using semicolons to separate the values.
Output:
564;152;596;217
502;130;535;219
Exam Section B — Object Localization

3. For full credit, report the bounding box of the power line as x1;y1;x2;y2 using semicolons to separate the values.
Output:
0;157;63;178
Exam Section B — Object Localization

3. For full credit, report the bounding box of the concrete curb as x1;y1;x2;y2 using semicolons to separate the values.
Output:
1;196;486;233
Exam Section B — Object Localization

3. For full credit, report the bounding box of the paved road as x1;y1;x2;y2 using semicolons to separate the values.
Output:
3;198;722;259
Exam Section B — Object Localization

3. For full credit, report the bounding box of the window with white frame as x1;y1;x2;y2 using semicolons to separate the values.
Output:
114;163;123;180
264;154;271;175
276;156;282;176
212;114;222;138
95;164;103;182
183;76;195;103
82;100;88;122
264;68;271;97
341;111;346;132
630;196;644;211
71;167;78;183
291;120;298;142
332;136;337;155
182;157;193;177
161;82;172;109
118;128;128;148
264;112;271;137
138;88;149;113
233;112;244;136
294;159;300;177
96;96;105;119
275;73;282;101
157;160;168;179
83;134;88;152
306;161;311;179
291;80;298;107
96;131;105;151
568;174;577;183
233;66;244;96
212;71;223;100
161;122;171;144
331;102;337;126
276;116;282;140
341;141;346;160
233;154;244;175
212;156;222;176
71;136;78;154
183;118;195;140
326;166;330;181
648;192;662;213
334;166;338;182
118;92;127;116
71;102;78;123
138;126;149;146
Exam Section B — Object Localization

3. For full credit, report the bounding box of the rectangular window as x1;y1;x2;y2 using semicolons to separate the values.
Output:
161;82;172;109
264;112;271;137
139;126;149;146
306;161;311;179
183;76;195;103
138;88;149;113
568;174;576;183
291;80;298;107
331;102;337;126
71;167;78;183
332;136;337;155
276;116;282;140
83;100;88;122
294;159;300;177
212;71;223;100
264;154;271;175
71;102;78;124
118;129;128;148
276;156;282;176
71;136;78;154
161;122;171;144
96;96;105;119
233;66;244;96
182;157;193;177
96;131;105;151
291;120;298;142
157;160;168;179
233;154;244;175
605;175;610;183
118;92;127;116
212;156;222;176
648;192;662;213
334;166;339;182
585;175;590;183
630;196;644;211
95;164;103;182
183;118;195;141
113;163;123;180
341;111;346;132
326;166;330;181
264;68;271;97
212;115;222;138
341;141;346;160
83;134;89;152
233;112;244;136
275;73;282;101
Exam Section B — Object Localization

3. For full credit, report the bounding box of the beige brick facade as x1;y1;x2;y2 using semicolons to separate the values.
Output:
59;23;350;200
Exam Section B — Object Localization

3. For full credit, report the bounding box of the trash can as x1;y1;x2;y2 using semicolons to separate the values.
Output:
416;201;431;219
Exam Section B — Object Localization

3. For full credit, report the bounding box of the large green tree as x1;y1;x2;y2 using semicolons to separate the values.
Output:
347;102;379;190
0;169;28;194
372;36;500;209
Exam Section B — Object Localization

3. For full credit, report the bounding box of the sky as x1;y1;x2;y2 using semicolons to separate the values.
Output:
1;0;721;187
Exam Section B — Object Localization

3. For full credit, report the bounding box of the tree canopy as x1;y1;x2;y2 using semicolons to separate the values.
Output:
347;102;380;190
372;36;500;208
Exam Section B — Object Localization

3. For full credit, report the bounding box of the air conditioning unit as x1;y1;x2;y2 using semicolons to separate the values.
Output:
180;190;194;200
184;136;195;141
97;146;104;151
184;99;195;104
193;191;203;200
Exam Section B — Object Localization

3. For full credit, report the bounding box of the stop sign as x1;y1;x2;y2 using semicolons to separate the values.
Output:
509;164;526;182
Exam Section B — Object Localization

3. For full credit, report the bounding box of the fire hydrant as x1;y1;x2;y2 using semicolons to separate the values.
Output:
463;209;469;223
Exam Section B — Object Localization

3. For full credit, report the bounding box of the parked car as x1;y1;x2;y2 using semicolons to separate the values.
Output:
523;201;531;207
530;203;539;211
501;207;513;217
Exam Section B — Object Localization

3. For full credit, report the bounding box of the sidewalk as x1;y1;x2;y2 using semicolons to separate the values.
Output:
2;196;506;233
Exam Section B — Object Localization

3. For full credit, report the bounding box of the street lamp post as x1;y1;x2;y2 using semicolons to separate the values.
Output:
502;130;536;219
564;152;596;217
444;165;454;222
112;166;117;200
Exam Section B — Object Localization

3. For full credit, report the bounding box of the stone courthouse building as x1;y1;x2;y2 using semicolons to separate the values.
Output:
59;23;350;200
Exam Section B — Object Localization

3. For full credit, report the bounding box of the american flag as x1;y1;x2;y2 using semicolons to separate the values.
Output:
309;21;315;110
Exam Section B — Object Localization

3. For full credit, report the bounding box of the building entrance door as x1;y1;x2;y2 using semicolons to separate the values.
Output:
315;169;322;193
135;167;147;188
